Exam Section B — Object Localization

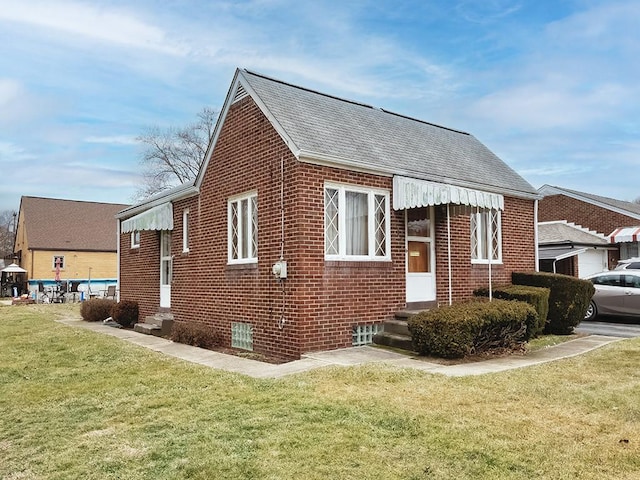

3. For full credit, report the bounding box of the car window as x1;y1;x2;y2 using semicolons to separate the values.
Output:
592;274;623;286
628;262;640;269
624;275;640;288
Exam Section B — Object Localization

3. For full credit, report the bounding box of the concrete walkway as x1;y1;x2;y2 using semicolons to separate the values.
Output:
57;318;624;379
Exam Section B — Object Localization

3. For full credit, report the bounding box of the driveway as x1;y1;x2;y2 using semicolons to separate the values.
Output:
577;320;640;338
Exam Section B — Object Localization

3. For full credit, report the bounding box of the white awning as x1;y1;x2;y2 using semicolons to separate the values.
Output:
121;202;173;233
392;176;504;211
608;226;640;243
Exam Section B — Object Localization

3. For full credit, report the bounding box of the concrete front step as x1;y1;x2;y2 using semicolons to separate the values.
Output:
134;322;163;336
372;332;415;352
134;313;174;337
383;318;411;336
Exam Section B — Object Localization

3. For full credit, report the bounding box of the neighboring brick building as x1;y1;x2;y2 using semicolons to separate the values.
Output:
117;69;539;360
538;185;640;271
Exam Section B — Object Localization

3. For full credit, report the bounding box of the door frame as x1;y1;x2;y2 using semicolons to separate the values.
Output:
160;230;172;308
405;207;436;303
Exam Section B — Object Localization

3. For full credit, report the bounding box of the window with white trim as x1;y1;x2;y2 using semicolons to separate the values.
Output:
470;209;502;262
182;209;189;253
131;231;140;249
228;192;258;263
324;183;390;260
52;255;65;269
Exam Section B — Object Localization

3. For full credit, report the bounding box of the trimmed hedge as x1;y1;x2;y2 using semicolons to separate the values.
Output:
110;300;139;328
512;271;595;335
171;322;221;350
80;298;117;322
408;299;538;358
474;284;550;337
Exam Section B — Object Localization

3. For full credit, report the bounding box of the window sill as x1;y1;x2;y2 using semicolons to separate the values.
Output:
226;262;258;271
326;260;393;269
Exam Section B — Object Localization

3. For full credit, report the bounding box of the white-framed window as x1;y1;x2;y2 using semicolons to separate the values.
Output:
52;255;65;269
470;209;502;263
131;230;140;249
228;191;258;263
324;183;390;260
182;209;189;253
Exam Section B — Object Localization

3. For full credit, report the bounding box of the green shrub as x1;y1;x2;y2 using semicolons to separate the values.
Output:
474;284;550;337
110;300;139;328
80;298;117;322
512;272;595;335
407;299;538;358
170;322;221;350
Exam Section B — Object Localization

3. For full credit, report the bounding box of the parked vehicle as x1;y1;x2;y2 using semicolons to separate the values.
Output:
614;257;640;270
584;270;640;321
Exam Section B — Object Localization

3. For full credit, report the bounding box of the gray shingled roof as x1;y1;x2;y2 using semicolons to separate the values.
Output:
542;185;640;217
538;221;608;245
19;196;129;251
240;70;537;198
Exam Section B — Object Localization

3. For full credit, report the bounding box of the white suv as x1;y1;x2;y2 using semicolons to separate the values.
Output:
614;257;640;270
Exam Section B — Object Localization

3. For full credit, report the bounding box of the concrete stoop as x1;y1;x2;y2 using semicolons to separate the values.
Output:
134;312;174;337
373;307;432;352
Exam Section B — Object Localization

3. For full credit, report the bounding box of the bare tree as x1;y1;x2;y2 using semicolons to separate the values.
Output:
0;209;17;260
135;107;218;200
634;196;640;205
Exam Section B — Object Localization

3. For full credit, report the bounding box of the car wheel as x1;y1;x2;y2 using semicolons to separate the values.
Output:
584;301;597;321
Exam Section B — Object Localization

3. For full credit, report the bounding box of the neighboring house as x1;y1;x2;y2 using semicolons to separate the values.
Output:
538;185;640;269
117;69;539;360
538;221;614;277
14;196;129;295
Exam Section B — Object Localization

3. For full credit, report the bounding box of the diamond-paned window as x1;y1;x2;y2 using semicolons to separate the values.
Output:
324;184;390;261
324;188;339;255
470;209;502;263
228;192;257;263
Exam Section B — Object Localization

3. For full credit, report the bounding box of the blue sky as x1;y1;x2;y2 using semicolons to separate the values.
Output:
0;0;638;213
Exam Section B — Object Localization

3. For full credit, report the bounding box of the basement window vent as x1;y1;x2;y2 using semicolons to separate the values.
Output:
352;324;382;346
231;322;253;351
233;85;248;103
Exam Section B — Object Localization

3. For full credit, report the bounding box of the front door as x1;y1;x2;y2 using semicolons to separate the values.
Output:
160;230;172;308
406;207;436;303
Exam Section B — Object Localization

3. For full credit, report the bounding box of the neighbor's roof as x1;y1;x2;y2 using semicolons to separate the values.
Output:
539;185;640;220
538;221;609;246
195;69;537;199
19;196;129;251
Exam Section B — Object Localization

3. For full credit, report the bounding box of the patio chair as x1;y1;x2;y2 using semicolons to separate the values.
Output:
104;285;117;299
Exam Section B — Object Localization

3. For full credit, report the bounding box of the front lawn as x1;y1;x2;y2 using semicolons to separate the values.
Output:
1;304;639;479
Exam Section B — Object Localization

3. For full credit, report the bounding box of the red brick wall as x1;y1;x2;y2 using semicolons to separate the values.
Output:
120;95;537;359
119;230;160;321
538;194;637;236
433;196;536;304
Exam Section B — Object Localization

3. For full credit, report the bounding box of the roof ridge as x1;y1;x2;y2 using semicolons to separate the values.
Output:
243;69;470;136
22;195;128;207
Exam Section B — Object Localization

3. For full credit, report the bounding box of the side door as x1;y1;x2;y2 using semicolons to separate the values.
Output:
622;274;640;315
592;274;626;315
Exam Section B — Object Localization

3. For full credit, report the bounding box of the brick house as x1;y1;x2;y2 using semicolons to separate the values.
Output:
117;69;539;360
538;185;640;272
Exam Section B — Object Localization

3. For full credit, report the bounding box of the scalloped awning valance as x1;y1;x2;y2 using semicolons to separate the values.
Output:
392;176;504;211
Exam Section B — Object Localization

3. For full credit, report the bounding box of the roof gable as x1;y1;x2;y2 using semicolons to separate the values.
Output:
196;68;537;199
539;185;640;220
19;196;129;251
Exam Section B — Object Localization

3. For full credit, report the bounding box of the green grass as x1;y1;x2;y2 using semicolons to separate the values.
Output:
1;304;640;479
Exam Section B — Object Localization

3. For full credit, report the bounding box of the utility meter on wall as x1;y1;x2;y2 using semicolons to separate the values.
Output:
272;260;287;279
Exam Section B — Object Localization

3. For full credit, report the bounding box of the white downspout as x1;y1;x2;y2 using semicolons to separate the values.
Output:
447;204;452;305
534;199;539;272
487;209;492;301
116;219;121;302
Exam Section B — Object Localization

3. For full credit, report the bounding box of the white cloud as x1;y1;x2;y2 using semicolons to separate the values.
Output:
0;0;187;56
84;135;138;146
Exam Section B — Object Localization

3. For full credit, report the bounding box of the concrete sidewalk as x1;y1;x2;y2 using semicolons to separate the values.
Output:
57;318;623;379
